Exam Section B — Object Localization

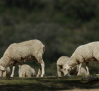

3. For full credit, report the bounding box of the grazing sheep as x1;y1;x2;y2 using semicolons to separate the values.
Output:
2;67;11;77
19;64;36;77
57;56;87;77
57;56;69;77
0;39;45;77
63;42;99;76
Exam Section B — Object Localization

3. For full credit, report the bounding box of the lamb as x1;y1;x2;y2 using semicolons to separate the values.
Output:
2;67;11;77
57;56;87;77
63;42;99;76
0;39;45;77
19;64;36;77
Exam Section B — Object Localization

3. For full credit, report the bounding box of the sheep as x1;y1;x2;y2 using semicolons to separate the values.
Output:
0;39;45;77
19;64;36;77
2;67;11;77
57;56;87;77
63;42;99;76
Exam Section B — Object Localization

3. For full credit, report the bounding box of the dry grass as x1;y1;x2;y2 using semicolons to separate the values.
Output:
0;75;99;91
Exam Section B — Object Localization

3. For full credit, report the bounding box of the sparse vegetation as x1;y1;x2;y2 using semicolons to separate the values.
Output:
0;76;99;91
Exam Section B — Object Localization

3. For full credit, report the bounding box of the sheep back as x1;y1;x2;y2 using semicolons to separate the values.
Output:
3;39;45;66
69;42;99;66
57;56;69;66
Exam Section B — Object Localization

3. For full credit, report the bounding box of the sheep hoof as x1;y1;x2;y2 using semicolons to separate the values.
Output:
41;74;45;77
10;75;14;77
77;73;81;76
87;73;90;75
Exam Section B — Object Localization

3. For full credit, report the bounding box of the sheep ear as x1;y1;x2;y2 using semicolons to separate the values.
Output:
0;66;5;71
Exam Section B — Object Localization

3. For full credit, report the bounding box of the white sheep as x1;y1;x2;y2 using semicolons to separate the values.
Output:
57;56;87;77
0;39;45;77
19;64;36;77
63;42;99;76
2;67;11;77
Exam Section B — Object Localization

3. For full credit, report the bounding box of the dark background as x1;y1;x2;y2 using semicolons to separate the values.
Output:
0;0;99;76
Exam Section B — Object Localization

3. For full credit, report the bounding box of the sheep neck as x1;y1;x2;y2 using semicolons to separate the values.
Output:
67;57;78;68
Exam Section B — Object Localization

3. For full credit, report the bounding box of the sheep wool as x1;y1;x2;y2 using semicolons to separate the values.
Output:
0;39;45;77
57;56;87;77
19;64;36;77
65;42;99;75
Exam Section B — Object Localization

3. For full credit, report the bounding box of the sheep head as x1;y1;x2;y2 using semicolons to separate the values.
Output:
63;64;71;77
0;66;5;77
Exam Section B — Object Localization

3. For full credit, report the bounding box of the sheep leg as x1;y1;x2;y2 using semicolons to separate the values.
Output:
2;71;6;77
10;66;15;77
86;62;90;75
36;63;42;77
77;63;82;75
36;55;45;77
37;60;45;77
41;60;45;77
57;65;62;77
18;63;22;77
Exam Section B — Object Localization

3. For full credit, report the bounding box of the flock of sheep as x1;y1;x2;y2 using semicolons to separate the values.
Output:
0;39;98;77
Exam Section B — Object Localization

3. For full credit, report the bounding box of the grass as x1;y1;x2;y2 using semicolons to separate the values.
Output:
0;75;99;91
